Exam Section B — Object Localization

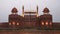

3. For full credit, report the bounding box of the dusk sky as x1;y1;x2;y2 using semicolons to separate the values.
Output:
0;0;60;22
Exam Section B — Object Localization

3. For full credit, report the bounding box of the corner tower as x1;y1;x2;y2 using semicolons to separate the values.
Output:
9;7;20;26
40;7;52;29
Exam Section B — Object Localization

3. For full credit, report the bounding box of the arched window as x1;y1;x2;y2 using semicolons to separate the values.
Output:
17;23;19;25
41;21;44;25
50;22;52;25
12;22;15;25
9;23;11;25
46;22;48;25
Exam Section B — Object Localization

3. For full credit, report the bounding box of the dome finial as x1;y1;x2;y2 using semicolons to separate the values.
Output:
43;7;50;13
11;7;18;13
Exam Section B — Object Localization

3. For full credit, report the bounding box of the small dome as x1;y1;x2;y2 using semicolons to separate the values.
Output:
11;7;18;13
43;7;50;13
